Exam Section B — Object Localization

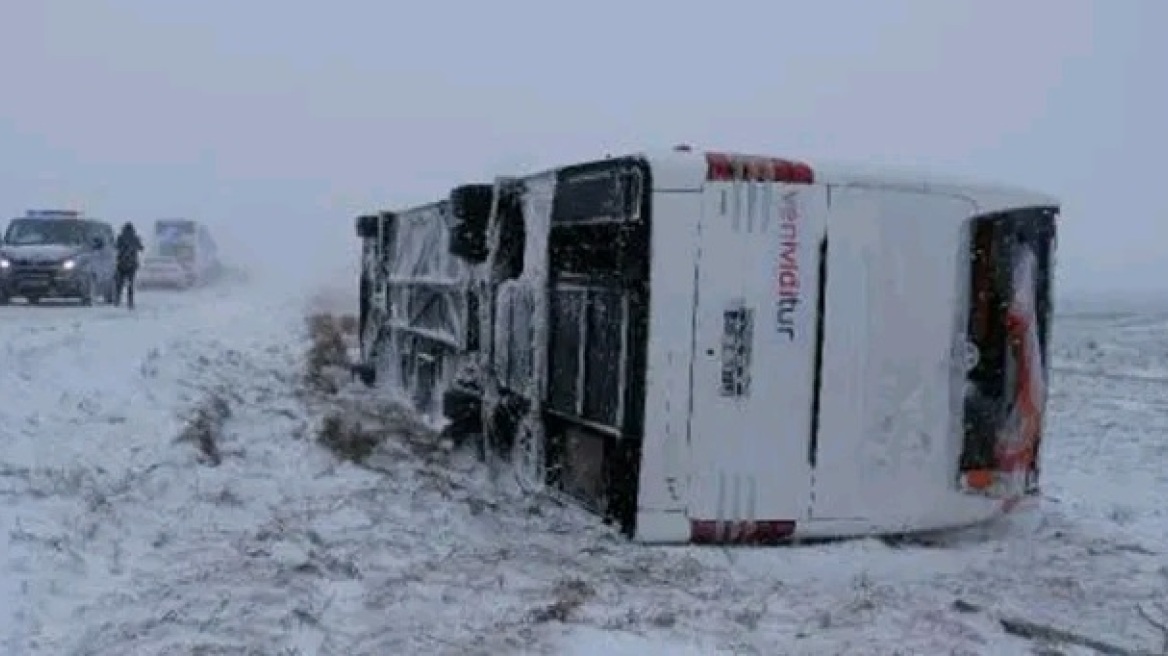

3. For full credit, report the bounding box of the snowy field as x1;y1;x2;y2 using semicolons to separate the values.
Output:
1;274;1166;655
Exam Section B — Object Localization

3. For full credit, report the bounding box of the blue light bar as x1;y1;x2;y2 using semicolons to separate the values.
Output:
25;209;81;219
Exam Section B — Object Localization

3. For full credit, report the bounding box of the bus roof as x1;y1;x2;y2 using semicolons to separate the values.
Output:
385;148;1059;219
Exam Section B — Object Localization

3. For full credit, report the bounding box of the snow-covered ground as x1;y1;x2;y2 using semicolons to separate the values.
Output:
1;275;1166;655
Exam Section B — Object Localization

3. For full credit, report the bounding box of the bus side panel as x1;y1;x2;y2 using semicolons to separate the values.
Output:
685;182;825;528
634;189;701;542
812;187;981;532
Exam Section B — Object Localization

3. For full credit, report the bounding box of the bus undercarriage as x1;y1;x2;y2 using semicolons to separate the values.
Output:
355;158;650;534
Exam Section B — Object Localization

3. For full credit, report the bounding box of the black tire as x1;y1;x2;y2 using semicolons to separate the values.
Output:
355;214;380;238
442;386;482;432
448;184;494;263
350;363;377;387
484;395;526;462
81;275;96;306
450;184;494;225
0;293;8;306
26;295;40;305
358;276;370;350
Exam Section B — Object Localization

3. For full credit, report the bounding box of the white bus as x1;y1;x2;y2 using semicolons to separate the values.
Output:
353;146;1058;545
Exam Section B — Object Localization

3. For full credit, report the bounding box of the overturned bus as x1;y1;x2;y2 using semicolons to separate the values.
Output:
352;147;1058;545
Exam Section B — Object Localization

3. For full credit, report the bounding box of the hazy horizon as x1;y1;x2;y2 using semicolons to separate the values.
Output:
2;1;1165;298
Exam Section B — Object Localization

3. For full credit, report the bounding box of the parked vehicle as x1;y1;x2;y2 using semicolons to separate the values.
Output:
0;210;118;305
353;146;1059;545
138;219;221;289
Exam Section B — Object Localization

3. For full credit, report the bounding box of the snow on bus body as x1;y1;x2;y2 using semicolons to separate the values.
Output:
353;202;475;418
352;147;1059;545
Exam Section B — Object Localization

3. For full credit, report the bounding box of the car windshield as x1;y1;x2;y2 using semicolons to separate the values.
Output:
156;222;196;259
3;219;88;246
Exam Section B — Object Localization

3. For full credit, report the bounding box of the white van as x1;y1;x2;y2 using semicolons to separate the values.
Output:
354;146;1058;545
138;219;221;289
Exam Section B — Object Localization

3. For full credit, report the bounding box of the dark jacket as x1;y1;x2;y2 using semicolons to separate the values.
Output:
116;226;144;271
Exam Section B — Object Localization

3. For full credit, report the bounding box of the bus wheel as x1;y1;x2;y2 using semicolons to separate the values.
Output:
485;395;524;463
513;412;546;493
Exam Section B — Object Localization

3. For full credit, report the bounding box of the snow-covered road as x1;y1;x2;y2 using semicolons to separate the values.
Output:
0;274;334;654
1;276;1165;655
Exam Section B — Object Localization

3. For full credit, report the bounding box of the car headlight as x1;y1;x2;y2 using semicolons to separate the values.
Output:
62;259;76;270
0;258;9;269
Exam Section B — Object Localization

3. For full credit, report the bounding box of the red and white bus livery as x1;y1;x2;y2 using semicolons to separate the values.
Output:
353;146;1058;545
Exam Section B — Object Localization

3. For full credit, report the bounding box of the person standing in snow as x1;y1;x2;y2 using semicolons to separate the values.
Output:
114;222;144;309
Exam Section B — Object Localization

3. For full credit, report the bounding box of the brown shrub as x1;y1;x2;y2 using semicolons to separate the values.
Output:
316;412;382;463
176;394;231;466
527;578;596;624
305;313;350;394
336;314;358;335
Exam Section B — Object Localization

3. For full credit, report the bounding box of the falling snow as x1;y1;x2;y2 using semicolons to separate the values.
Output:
0;270;1165;655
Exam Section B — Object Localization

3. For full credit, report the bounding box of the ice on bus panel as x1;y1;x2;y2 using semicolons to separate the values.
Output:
352;147;1059;545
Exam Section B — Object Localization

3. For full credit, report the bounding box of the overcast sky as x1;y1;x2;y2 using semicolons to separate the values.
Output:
0;0;1163;296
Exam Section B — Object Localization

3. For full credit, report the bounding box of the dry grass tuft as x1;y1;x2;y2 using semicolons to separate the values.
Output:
336;313;358;335
527;578;596;624
316;412;381;463
303;308;452;467
305;312;350;394
176;394;232;466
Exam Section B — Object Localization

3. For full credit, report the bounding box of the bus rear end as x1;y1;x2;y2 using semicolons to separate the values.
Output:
655;154;1059;542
